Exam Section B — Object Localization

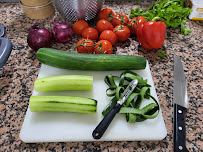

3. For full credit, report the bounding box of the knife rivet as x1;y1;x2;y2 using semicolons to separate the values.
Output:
178;110;182;113
178;146;183;150
95;133;99;137
178;126;183;130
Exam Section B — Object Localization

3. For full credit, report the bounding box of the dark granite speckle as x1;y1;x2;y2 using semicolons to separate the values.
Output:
0;1;203;152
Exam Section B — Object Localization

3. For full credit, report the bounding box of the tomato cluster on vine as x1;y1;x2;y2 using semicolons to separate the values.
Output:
73;8;146;54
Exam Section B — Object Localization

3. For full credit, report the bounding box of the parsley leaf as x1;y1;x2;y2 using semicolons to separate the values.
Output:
157;50;167;57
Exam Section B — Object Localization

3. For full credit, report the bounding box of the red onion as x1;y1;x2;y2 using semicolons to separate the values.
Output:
50;21;74;43
27;23;53;51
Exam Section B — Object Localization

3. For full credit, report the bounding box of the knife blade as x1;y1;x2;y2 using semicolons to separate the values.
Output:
173;55;189;152
92;79;138;139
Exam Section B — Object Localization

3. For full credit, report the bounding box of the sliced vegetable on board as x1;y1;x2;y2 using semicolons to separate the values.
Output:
29;96;97;113
34;75;93;92
102;71;159;123
37;48;147;71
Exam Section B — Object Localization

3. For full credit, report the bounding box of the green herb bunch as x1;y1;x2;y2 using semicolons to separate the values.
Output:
130;0;192;35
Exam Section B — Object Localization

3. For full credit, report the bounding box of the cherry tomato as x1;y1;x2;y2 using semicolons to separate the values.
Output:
111;14;129;27
73;20;89;36
82;27;99;40
94;40;113;54
128;16;147;35
99;30;117;45
96;19;114;33
98;8;115;21
113;25;130;42
76;39;94;53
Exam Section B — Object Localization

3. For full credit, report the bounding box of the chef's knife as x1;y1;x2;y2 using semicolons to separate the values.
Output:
92;79;138;139
173;55;189;152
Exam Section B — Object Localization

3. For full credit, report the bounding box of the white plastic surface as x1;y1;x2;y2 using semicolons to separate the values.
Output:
20;62;167;143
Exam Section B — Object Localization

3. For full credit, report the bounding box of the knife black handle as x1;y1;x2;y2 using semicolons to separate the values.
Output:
92;103;122;140
173;104;189;152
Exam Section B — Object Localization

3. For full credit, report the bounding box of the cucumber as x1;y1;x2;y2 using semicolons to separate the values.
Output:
34;75;93;92
37;48;147;71
29;96;97;113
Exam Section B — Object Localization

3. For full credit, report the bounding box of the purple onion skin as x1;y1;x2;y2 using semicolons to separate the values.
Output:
27;23;53;51
51;21;74;43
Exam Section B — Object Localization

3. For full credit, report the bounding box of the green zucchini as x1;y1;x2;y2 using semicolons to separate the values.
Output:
34;75;93;92
37;48;147;71
29;96;97;113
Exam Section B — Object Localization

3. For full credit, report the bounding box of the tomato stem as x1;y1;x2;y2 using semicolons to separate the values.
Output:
132;18;137;24
94;43;105;54
114;25;125;32
109;14;132;28
75;39;111;54
75;38;97;54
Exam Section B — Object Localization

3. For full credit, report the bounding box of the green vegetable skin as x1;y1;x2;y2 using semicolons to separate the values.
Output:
130;0;192;35
30;96;97;113
34;75;93;92
37;48;147;71
102;71;159;123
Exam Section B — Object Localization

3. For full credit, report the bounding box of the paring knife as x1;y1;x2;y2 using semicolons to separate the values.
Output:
92;79;138;139
173;55;189;152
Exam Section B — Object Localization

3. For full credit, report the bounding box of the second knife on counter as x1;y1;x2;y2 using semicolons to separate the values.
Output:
173;55;189;152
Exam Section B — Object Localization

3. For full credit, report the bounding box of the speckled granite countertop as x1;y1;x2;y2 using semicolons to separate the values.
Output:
0;1;202;151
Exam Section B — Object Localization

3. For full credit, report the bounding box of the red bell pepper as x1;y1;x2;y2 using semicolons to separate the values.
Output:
136;17;166;50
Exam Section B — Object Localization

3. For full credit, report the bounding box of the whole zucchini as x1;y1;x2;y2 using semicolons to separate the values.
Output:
37;48;147;71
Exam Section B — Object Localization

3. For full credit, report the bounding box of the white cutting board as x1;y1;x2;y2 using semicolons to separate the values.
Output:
20;62;167;143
